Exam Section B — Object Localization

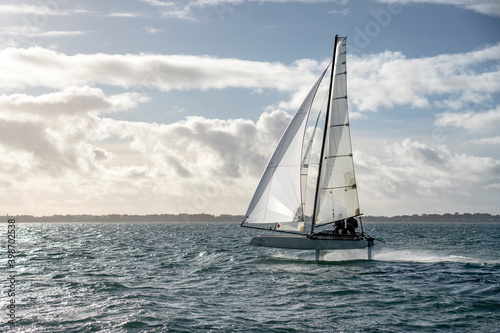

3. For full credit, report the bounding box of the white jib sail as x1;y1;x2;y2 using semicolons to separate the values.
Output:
243;70;327;224
314;37;361;226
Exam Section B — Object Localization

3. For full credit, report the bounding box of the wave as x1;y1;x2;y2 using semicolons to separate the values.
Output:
373;249;500;265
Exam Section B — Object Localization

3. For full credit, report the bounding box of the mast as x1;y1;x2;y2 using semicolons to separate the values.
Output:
310;34;338;234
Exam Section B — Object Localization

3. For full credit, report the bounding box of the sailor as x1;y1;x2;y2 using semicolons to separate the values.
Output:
345;217;358;234
334;220;344;234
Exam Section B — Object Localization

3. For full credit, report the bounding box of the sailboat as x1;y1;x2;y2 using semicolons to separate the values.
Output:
241;35;375;260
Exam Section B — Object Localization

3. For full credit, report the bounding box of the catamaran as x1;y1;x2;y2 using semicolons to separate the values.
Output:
241;35;375;260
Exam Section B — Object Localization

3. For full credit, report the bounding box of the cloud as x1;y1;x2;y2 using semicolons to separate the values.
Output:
435;106;500;132
328;8;349;15
349;44;500;112
0;2;97;17
137;0;500;20
0;82;293;215
0;115;109;179
376;0;500;18
3;85;498;216
0;46;320;93
0;119;60;163
356;138;500;215
97;110;290;181
3;44;498;114
107;12;143;17
0;26;89;38
0;4;68;16
471;137;500;145
139;0;176;7
140;0;348;20
0;86;150;118
1;42;499;215
0;86;151;183
144;26;162;34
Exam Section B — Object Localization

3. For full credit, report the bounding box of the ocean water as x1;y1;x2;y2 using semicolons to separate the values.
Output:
2;222;500;332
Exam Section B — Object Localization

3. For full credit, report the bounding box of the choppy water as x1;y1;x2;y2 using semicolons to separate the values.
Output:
2;222;500;332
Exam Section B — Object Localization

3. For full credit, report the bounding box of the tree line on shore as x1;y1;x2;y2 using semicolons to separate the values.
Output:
2;212;500;223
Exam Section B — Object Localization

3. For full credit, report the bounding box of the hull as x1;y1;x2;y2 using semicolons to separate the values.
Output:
250;234;368;250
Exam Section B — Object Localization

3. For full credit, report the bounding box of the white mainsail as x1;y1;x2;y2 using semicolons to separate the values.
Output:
243;36;360;232
313;37;360;227
243;70;327;224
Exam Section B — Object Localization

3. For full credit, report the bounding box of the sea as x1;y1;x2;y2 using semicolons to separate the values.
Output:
2;222;499;332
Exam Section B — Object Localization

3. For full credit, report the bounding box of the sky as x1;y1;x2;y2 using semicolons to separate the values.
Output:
0;0;499;217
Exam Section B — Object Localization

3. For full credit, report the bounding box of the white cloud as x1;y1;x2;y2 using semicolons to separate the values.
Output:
377;0;500;17
435;106;500;131
107;12;143;18
349;44;500;112
0;87;151;187
0;2;98;17
144;26;162;34
0;26;89;38
137;0;500;20
1;44;498;114
36;30;88;37
471;137;500;145
0;82;293;215
0;46;320;93
139;0;176;7
0;87;149;118
0;4;67;16
140;0;348;20
356;138;500;215
1;41;499;215
3;86;498;216
328;8;349;15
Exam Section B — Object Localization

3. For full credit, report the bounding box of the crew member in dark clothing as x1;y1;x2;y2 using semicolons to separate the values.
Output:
334;220;344;234
345;217;358;235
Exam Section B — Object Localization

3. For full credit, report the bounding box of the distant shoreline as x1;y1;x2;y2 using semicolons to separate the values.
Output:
2;213;500;223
